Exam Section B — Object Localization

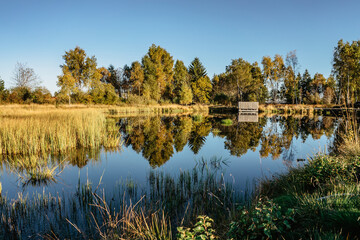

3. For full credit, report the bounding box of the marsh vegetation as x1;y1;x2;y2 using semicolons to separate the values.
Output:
0;105;359;239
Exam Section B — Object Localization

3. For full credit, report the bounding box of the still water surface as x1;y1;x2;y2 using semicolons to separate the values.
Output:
0;114;337;199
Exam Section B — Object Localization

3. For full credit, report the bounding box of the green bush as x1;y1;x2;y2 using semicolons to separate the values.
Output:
228;198;295;239
177;216;218;240
221;119;233;126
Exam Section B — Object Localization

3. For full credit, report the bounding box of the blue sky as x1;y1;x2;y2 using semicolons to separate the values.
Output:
1;0;359;93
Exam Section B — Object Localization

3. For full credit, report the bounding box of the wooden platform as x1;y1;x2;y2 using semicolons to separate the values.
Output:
238;102;258;113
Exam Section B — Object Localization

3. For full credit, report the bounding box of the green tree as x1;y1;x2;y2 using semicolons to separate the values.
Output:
130;61;144;95
188;57;207;82
57;46;101;104
173;60;190;102
121;64;132;98
188;116;212;154
0;77;4;93
32;87;53;104
283;66;298;104
0;77;8;102
332;39;360;104
179;82;193;105
191;76;212;104
142;44;174;101
250;62;268;103
173;117;192;152
311;73;326;103
226;58;253;102
105;65;122;96
188;58;212;103
299;69;312;104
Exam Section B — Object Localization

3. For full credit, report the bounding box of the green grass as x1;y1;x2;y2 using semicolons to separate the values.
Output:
254;154;360;239
220;118;233;126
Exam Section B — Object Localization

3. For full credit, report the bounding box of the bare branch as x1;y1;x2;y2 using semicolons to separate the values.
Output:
12;62;39;89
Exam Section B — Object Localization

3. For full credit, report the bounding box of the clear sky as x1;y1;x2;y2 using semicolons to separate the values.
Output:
1;0;360;93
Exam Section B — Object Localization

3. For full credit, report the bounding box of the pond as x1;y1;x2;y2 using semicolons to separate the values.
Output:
0;114;338;200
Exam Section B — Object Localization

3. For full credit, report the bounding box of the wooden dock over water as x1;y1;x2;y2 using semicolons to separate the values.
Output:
238;102;259;122
238;102;258;113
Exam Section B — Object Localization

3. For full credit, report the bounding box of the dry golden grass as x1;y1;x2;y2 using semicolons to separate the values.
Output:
0;105;121;156
258;104;333;115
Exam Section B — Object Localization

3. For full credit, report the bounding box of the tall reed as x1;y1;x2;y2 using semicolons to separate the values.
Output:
0;108;121;156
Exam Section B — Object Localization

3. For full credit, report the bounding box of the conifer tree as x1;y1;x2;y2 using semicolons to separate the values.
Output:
188;58;212;103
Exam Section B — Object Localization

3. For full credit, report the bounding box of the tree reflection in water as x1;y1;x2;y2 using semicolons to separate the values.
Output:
119;115;338;167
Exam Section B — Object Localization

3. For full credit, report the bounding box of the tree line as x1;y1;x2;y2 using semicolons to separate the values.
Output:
0;39;359;105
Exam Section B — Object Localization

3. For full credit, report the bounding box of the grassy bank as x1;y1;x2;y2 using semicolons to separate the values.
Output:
259;104;332;114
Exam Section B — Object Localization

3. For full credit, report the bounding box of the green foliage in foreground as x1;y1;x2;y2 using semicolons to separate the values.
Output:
256;154;360;239
1;154;360;239
228;199;295;239
177;216;218;240
181;154;360;239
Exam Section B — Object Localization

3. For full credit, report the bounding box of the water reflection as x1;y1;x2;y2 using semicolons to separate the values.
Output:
0;114;340;196
120;115;338;167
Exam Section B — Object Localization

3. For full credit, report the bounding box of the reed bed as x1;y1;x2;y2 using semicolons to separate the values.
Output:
0;107;121;156
0;158;244;239
258;104;329;115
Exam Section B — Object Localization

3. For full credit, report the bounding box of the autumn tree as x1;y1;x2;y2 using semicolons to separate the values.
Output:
130;61;144;95
179;82;193;105
188;58;212;103
142;44;174;101
32;87;53;104
57;46;117;104
262;55;286;102
323;75;336;104
191;76;212;103
57;47;99;104
173;60;190;102
332;39;360;104
311;73;326;103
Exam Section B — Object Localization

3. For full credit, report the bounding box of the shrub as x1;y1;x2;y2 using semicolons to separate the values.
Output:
228;198;295;239
221;119;233;126
177;215;218;240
